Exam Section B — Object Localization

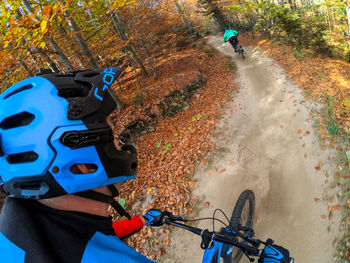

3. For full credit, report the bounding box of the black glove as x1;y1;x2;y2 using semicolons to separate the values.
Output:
258;244;292;263
143;209;164;226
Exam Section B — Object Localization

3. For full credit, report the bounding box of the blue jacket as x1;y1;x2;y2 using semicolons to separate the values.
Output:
0;198;154;263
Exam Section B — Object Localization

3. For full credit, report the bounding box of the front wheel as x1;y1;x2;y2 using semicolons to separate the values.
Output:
222;190;255;263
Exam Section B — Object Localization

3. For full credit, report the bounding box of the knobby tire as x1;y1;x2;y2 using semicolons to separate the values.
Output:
222;190;255;263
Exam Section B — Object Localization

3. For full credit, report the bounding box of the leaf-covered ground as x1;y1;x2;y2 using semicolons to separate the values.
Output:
110;41;237;260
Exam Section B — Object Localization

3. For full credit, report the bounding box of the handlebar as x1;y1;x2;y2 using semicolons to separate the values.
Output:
161;213;294;263
162;215;261;257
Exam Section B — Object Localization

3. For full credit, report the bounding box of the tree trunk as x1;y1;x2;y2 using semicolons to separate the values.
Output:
39;49;60;72
20;59;32;77
175;1;198;37
105;1;148;78
346;4;350;35
22;0;73;71
198;0;229;30
65;13;99;69
112;14;148;77
128;5;158;80
48;38;73;70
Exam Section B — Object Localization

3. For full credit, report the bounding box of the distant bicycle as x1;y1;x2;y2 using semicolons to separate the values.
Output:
235;43;245;59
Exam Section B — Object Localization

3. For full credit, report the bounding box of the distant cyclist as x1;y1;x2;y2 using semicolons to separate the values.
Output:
223;28;239;52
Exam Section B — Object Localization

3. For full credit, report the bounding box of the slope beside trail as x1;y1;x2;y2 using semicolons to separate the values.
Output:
163;36;341;262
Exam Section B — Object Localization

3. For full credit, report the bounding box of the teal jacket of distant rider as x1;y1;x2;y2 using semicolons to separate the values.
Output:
223;30;239;43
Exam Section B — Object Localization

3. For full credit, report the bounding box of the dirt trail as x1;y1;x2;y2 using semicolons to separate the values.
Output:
162;36;340;263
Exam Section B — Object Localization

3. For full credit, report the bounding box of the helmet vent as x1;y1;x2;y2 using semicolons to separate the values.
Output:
82;72;100;78
57;87;87;98
20;183;42;191
0;112;35;130
3;84;33;100
70;163;98;174
7;151;39;164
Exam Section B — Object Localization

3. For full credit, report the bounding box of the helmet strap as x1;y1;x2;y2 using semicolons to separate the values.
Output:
74;186;131;220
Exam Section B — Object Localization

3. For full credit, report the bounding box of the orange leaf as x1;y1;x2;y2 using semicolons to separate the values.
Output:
219;169;226;173
297;129;302;134
322;145;326;151
230;162;235;166
213;168;217;173
280;125;284;128
204;201;210;208
188;181;196;187
328;205;340;211
315;166;321;171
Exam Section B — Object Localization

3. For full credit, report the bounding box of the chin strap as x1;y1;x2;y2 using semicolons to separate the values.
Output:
74;185;131;220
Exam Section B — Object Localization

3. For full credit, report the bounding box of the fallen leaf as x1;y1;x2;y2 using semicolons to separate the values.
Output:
329;210;333;220
204;201;210;208
213;168;217;173
347;200;350;209
334;172;341;182
319;161;323;167
208;172;211;176
230;162;235;166
188;181;196;187
193;196;199;202
304;154;307;158
315;166;321;171
297;129;302;134
344;173;350;178
280;125;284;128
328;205;340;211
164;238;170;246
293;113;296;117
322;145;326;151
219;169;226;173
314;198;320;202
302;143;306;147
327;226;331;232
325;179;329;184
321;215;327;219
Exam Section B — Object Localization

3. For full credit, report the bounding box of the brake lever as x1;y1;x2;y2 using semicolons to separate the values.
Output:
170;214;187;222
162;211;187;222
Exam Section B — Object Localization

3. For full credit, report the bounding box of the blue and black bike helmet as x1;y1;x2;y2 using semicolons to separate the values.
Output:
0;67;137;218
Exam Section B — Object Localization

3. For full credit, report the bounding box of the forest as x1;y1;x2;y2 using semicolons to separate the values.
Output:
1;0;349;89
1;0;350;262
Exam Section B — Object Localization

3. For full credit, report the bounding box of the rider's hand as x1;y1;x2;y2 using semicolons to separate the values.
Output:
143;209;164;227
258;244;292;263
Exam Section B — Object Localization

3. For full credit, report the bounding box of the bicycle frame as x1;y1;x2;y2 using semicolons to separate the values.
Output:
202;240;223;263
163;218;261;263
